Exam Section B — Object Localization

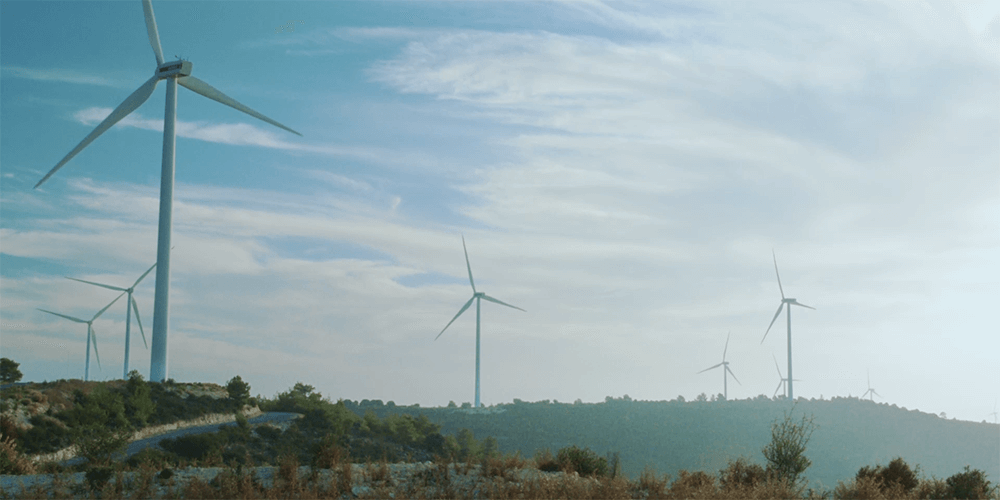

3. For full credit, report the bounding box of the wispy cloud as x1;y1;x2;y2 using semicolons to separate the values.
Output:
72;107;442;170
2;66;131;89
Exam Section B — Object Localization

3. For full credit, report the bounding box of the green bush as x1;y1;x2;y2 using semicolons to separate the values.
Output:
946;465;992;499
159;433;223;461
555;445;609;477
856;457;919;494
762;410;816;485
0;358;22;384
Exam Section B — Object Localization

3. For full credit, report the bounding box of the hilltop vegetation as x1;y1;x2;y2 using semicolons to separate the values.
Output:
2;374;998;499
348;394;1000;490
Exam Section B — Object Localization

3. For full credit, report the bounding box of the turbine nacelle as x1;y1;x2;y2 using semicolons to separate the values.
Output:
156;60;192;78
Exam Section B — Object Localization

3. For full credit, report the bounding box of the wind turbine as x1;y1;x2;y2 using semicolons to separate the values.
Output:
435;235;525;408
760;250;814;400
861;370;881;401
66;262;156;378
772;354;800;399
33;0;301;382
697;331;740;400
988;399;997;424
38;293;125;381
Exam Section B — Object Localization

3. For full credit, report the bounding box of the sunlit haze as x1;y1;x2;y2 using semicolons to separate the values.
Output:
1;1;998;424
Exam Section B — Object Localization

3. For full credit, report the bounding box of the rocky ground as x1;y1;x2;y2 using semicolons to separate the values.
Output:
1;462;603;499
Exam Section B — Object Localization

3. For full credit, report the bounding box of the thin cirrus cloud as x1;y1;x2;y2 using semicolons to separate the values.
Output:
71;107;447;171
2;66;132;89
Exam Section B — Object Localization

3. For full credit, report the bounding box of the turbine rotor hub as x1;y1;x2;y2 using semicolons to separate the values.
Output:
156;60;192;79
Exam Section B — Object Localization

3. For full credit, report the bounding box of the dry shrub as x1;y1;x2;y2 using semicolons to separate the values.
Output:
0;434;36;475
668;469;717;499
534;447;559;472
913;477;950;500
274;453;301;496
312;435;344;469
364;459;392;485
634;465;669;499
834;474;904;500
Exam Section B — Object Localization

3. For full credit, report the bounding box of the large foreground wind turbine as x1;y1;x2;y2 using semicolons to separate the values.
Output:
697;331;740;400
760;250;814;400
34;0;300;382
67;263;156;378
38;293;125;381
435;236;525;408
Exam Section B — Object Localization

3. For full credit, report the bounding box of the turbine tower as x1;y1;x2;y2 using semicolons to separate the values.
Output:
33;0;301;382
697;331;740;400
988;399;997;424
435;235;525;408
66;262;156;378
861;370;881;401
760;250;814;400
38;293;125;381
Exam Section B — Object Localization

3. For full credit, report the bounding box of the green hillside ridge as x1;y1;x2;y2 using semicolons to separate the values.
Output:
346;394;1000;490
2;374;998;499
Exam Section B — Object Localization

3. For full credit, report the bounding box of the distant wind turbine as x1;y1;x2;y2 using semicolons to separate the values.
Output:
435;235;525;408
38;293;125;381
33;0;300;383
697;332;740;400
66;262;156;378
772;354;801;399
861;370;881;401
760;250;814;400
988;399;998;424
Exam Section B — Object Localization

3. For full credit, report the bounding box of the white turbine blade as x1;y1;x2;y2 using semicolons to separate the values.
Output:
37;309;87;323
793;301;816;310
132;262;158;288
436;296;476;340
141;0;165;65
774;381;783;397
177;76;302;136
762;302;784;343
772;354;783;377
34;76;160;189
772;249;785;299
723;331;730;361
726;366;742;385
90;324;101;368
92;292;126;321
131;295;148;349
480;294;526;312
697;362;723;374
461;235;476;293
65;277;127;292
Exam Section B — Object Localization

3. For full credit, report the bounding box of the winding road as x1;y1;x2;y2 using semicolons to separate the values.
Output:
59;412;302;467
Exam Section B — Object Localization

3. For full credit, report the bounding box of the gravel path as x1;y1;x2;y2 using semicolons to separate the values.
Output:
56;411;302;467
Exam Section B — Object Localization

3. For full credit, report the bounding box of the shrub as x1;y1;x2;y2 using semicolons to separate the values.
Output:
0;434;36;475
762;409;817;486
535;448;559;472
555;445;609;477
720;456;769;490
946;465;992;499
856;457;919;494
668;470;715;498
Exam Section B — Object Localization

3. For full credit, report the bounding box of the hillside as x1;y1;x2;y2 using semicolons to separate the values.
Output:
345;396;1000;490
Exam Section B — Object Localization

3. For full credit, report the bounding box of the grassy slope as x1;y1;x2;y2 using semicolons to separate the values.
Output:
346;396;1000;490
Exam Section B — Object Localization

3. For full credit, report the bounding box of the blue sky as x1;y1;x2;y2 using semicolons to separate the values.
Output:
1;0;998;424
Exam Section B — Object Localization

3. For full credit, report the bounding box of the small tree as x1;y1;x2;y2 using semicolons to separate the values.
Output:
125;370;156;427
226;375;251;407
0;358;22;384
762;409;817;486
946;465;992;499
